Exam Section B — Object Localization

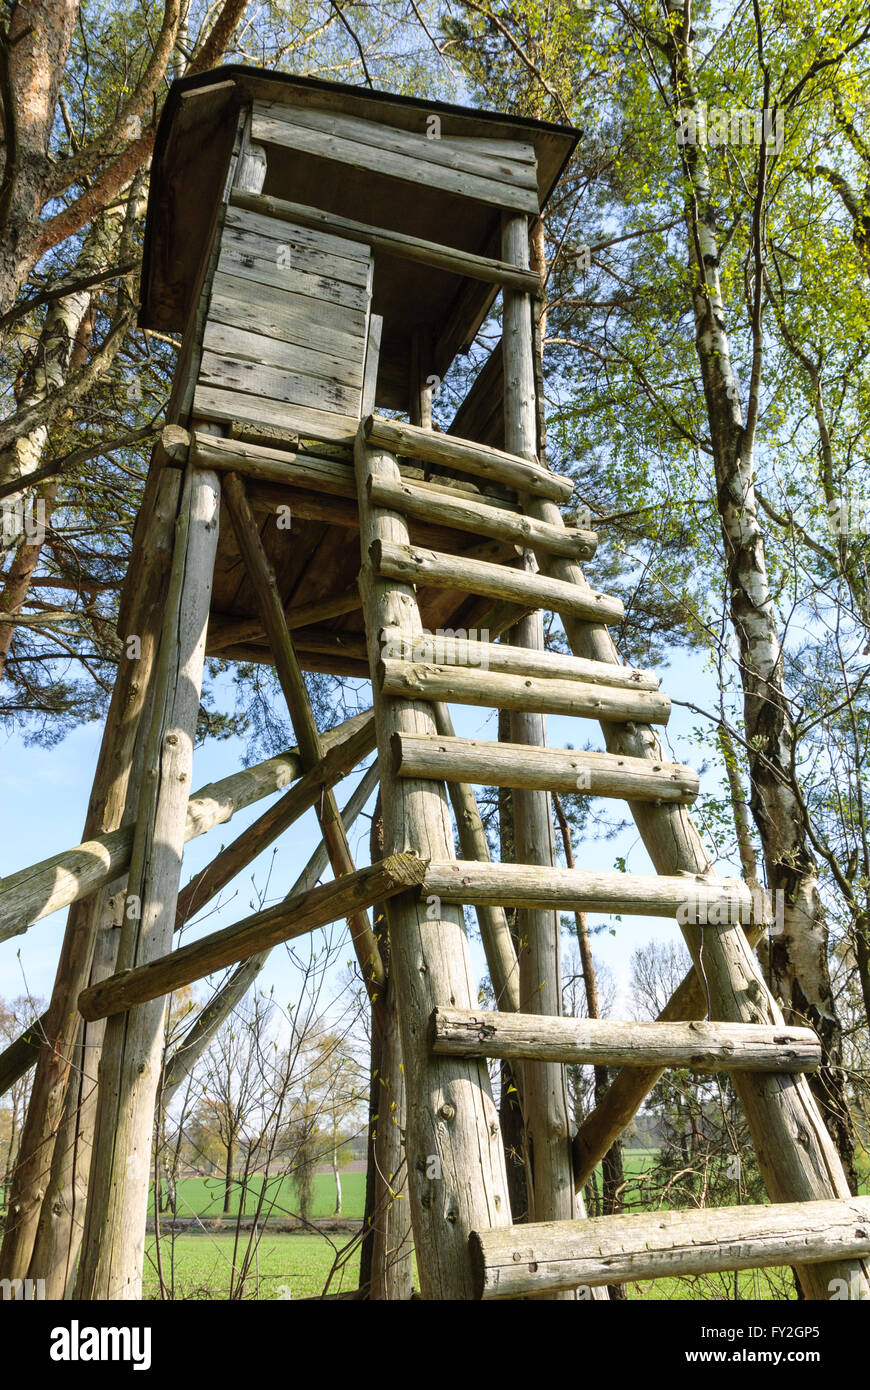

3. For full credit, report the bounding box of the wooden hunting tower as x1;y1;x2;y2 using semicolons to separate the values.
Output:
3;66;870;1302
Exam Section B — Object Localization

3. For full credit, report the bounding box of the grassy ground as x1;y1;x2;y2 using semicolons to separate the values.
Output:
143;1232;363;1300
152;1171;366;1222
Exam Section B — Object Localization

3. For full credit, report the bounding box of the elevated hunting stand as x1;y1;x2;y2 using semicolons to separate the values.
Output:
3;66;870;1300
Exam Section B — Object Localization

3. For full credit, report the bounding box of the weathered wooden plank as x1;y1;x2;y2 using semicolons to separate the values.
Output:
193;385;357;445
379;626;659;690
368;475;595;559
444;136;537;164
78;856;427;1022
0;709;372;942
431;1008;821;1072
210;274;366;356
225;202;372;268
394;733;699;803
379;660;671;724
256;103;541;190
365;415;572;500
221;218;371;289
229;190;542;294
202;321;363;390
199;351;360;417
251;106;539;213
471;1197;870;1298
424;861;755;919
217;235;370;313
373;540;624;625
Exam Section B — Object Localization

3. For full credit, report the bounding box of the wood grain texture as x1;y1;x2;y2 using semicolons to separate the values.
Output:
379;625;658;689
424;860;755;919
431;1008;822;1072
373;539;623;624
471;1197;870;1298
380;660;670;724
394;732;699;803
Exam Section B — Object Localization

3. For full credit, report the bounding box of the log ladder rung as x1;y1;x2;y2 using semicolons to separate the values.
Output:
367;474;597;560
371;539;624;625
379;659;670;724
393;733;699;804
430;1007;821;1073
364;414;574;501
470;1197;870;1299
423;860;768;920
379;627;659;689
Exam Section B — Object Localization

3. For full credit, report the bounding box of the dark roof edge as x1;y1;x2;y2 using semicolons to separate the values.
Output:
159;63;581;144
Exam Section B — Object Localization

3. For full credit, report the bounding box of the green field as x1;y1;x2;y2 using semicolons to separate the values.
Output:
152;1171;366;1222
143;1232;363;1300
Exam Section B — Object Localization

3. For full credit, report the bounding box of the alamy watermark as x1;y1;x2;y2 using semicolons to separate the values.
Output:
1;497;46;546
826;490;870;538
676;103;784;154
381;626;491;668
676;887;785;935
1;1276;45;1300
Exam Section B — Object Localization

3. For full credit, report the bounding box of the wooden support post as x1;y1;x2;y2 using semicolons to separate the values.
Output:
501;228;580;1291
471;1197;870;1299
222;470;385;1019
354;431;512;1299
75;465;221;1300
78;857;426;1022
501;211;870;1301
0;462;181;1285
366;798;414;1301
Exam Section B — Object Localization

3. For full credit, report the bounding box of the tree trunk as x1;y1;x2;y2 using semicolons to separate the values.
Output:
664;0;857;1185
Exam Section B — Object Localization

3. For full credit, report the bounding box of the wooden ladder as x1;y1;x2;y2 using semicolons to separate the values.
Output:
353;381;870;1299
